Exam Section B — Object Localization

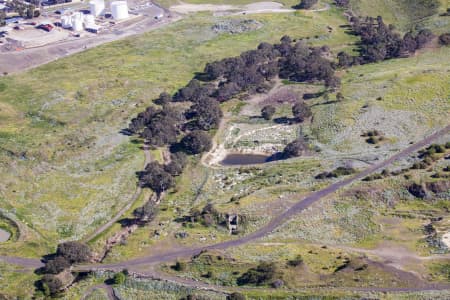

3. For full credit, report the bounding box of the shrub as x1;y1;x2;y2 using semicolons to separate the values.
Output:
261;105;276;120
292;101;312;122
228;292;246;300
287;255;303;267
282;137;308;158
41;274;64;295
113;272;126;285
173;261;187;271
237;262;279;286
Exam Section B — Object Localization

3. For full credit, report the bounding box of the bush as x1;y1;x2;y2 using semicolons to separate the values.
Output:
228;292;246;300
41;274;64;295
237;262;279;286
113;272;126;285
173;261;187;271
292;101;312;122
56;241;91;264
43;256;70;274
180;131;212;155
287;255;303;267
282;138;308;158
261;105;276;120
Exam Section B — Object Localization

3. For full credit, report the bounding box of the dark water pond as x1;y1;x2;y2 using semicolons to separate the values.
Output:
220;153;271;166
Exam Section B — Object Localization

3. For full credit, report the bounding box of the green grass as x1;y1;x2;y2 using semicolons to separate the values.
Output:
0;262;39;298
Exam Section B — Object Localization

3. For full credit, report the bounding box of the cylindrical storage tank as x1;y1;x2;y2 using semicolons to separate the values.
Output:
89;0;105;17
111;1;129;20
72;18;83;31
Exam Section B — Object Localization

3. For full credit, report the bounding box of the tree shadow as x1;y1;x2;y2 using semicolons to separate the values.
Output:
303;91;325;100
119;128;133;136
273;117;295;124
310;100;339;107
193;72;212;82
118;218;137;227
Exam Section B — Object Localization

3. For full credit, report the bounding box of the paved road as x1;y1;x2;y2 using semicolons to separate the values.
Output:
83;143;152;243
84;124;450;270
0;5;179;74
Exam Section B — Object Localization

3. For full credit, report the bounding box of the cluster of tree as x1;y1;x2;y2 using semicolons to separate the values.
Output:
185;97;223;131
237;262;280;286
39;242;92;295
128;105;184;147
133;200;158;223
201;36;339;98
341;16;435;65
293;0;318;9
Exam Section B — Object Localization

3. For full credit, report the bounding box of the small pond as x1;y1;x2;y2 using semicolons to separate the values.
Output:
220;153;271;166
0;228;11;242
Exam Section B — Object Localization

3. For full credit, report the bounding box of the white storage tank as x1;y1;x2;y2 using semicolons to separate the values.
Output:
111;1;129;20
89;0;105;17
72;18;83;31
72;12;84;31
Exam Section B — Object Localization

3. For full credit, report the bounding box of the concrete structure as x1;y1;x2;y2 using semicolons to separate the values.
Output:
89;0;105;17
226;214;238;234
111;1;129;20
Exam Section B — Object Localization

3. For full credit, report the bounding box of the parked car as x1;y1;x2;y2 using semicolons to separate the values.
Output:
36;24;54;32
